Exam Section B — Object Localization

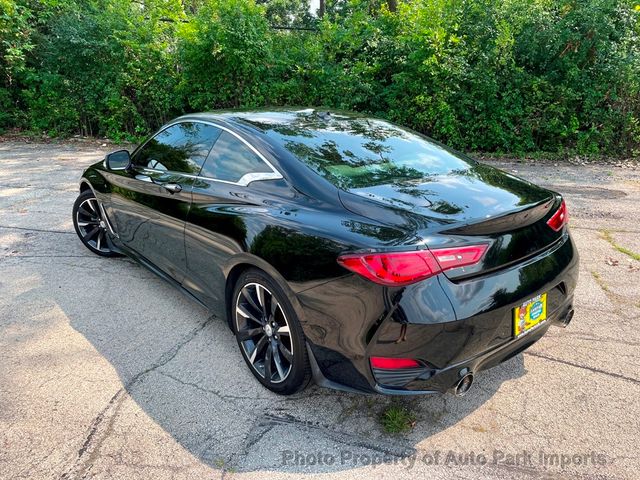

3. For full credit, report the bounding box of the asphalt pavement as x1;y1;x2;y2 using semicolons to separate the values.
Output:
1;140;639;479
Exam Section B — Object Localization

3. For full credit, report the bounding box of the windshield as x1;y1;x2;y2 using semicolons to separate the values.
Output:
236;111;475;190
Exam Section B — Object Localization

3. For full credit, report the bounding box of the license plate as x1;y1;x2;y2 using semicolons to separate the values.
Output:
513;293;547;337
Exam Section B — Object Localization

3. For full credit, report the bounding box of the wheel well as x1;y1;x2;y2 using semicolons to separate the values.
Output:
224;263;253;329
79;182;92;193
224;261;304;331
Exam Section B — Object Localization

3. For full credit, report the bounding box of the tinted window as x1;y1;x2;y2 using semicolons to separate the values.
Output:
200;131;271;182
235;112;474;190
133;122;221;174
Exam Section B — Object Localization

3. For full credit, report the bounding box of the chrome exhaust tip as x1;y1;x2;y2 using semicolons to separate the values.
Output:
558;308;574;328
454;373;474;397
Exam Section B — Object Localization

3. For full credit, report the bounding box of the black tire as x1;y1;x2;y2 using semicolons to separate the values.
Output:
72;190;122;257
231;268;311;395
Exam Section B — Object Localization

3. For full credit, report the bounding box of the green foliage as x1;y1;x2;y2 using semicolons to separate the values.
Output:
4;0;184;138
179;0;272;110
256;0;313;27
379;402;416;434
0;0;638;155
0;0;33;130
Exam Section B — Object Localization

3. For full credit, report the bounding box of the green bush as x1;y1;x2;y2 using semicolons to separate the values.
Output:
0;0;638;156
178;0;273;110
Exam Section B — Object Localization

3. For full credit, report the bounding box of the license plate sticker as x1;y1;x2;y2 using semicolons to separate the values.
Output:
513;293;547;337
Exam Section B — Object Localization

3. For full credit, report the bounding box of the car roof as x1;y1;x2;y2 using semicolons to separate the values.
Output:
174;108;366;134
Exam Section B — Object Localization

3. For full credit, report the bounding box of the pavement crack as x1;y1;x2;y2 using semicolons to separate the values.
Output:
571;226;640;234
2;255;93;258
0;224;74;234
526;351;640;385
61;315;215;479
158;371;260;402
262;413;415;457
0;183;76;192
226;411;415;471
225;416;276;469
549;331;640;347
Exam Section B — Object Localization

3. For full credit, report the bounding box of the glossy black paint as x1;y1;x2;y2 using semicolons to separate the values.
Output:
78;109;579;395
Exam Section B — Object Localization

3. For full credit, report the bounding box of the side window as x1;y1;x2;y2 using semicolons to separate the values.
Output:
132;122;221;175
200;131;272;183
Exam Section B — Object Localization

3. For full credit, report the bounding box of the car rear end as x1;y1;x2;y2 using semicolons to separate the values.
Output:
342;195;578;395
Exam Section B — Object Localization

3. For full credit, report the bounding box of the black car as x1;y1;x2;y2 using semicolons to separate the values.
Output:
73;109;578;396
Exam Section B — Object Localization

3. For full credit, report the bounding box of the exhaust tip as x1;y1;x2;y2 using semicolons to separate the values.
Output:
558;308;574;328
454;373;474;397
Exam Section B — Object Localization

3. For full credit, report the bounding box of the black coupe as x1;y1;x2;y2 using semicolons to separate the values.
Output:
73;109;578;396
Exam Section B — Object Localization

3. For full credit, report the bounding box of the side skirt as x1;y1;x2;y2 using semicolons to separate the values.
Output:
109;236;209;311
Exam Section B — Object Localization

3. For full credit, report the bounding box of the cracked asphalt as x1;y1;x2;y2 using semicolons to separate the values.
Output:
1;140;639;479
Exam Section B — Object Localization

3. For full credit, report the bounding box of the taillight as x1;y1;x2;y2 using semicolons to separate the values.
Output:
430;245;488;270
547;199;569;232
370;357;420;369
337;244;488;286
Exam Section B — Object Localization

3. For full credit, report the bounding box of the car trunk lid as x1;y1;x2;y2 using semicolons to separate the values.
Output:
339;163;563;279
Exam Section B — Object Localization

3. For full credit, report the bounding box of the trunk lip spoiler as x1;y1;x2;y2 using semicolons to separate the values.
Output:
440;196;557;236
442;230;569;283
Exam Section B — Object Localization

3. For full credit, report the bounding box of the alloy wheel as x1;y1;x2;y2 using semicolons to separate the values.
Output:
75;197;112;254
235;282;294;384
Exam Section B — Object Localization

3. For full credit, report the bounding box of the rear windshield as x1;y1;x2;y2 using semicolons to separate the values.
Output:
252;114;474;189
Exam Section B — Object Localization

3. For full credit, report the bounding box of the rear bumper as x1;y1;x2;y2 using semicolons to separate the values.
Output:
299;230;579;395
372;310;566;395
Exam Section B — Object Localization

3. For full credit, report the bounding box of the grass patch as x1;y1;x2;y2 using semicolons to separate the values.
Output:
379;403;416;434
590;270;610;292
213;459;236;474
338;397;378;422
601;230;640;261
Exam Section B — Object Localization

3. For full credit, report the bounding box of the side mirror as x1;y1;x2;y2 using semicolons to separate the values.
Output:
104;150;131;171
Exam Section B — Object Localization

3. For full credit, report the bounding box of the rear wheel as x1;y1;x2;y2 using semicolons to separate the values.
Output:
232;269;311;395
72;190;121;257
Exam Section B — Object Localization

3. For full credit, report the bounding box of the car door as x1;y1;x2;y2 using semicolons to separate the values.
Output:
182;129;282;310
106;121;221;282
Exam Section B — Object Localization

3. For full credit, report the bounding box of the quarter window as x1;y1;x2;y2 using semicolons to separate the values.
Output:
201;131;272;183
132;122;221;175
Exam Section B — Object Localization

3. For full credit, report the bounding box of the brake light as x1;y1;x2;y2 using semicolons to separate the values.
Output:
337;244;488;286
370;357;420;369
547;199;568;232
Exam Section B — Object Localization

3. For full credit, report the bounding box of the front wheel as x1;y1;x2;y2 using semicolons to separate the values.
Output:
72;190;121;257
232;269;311;395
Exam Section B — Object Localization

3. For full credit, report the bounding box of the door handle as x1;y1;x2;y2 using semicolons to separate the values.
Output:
162;183;182;194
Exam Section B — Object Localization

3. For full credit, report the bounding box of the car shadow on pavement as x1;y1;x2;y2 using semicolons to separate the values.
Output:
50;253;525;475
